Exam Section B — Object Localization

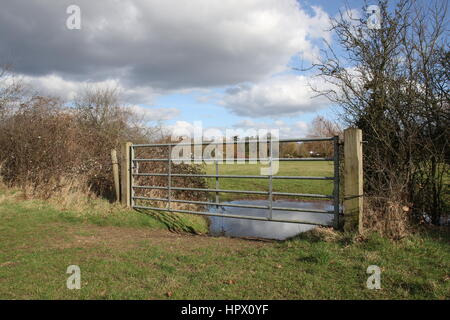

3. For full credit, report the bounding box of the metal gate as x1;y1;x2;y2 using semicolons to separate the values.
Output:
130;137;340;228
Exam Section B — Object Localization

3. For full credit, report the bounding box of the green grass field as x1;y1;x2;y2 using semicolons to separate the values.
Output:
205;161;334;201
0;187;449;299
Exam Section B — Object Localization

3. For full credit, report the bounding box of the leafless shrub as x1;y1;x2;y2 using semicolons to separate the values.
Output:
0;96;83;193
311;0;449;231
0;83;207;206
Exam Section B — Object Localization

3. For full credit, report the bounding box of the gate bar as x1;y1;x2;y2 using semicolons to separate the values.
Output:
268;139;273;220
132;137;334;148
132;185;333;198
133;205;331;226
132;173;334;180
132;157;333;162
132;196;334;214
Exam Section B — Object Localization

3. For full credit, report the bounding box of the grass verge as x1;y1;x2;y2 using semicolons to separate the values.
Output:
0;187;448;299
0;187;209;233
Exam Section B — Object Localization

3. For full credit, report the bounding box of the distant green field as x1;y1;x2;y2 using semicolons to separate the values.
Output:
205;161;334;201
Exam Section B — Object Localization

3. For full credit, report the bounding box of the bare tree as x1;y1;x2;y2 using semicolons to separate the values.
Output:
74;86;164;144
305;116;342;157
312;0;449;224
0;65;25;120
74;86;126;131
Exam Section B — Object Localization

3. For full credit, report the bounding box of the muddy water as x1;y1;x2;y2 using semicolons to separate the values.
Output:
208;200;334;240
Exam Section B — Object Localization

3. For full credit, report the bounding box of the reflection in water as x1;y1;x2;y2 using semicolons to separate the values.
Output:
208;200;334;240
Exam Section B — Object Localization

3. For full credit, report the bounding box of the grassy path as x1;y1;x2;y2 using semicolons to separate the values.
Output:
0;191;449;299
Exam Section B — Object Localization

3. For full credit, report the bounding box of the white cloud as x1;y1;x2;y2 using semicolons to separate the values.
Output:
308;6;333;43
162;118;310;140
233;119;309;138
22;74;86;101
165;121;225;140
218;74;331;117
128;105;180;121
21;74;182;122
21;74;157;105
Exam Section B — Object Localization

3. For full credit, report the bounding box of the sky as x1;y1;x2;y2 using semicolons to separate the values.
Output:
0;0;376;138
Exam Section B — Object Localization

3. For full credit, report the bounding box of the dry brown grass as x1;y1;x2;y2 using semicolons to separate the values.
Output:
291;226;345;243
363;196;411;240
307;227;342;242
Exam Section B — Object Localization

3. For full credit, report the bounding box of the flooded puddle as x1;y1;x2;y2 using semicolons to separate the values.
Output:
208;200;334;240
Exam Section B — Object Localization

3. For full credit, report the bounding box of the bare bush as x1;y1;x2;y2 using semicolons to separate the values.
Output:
0;83;207;206
311;0;449;230
0;96;82;194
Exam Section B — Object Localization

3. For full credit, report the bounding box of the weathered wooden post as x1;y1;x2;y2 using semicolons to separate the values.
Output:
120;142;132;207
111;149;120;202
344;128;363;233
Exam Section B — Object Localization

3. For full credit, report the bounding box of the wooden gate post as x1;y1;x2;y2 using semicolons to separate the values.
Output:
344;128;363;233
111;149;120;202
120;142;132;207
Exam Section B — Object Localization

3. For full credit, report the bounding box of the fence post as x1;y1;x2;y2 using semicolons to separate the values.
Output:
121;142;132;207
344;128;363;233
332;136;340;229
111;149;120;202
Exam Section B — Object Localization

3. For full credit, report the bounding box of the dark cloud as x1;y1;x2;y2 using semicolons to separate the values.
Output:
0;0;329;92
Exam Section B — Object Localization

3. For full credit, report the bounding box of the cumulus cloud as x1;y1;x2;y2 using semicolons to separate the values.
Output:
163;118;310;140
21;74;157;105
307;6;333;43
128;104;180;121
233;119;309;138
0;0;331;92
165;121;227;141
20;74;177;120
217;74;331;117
